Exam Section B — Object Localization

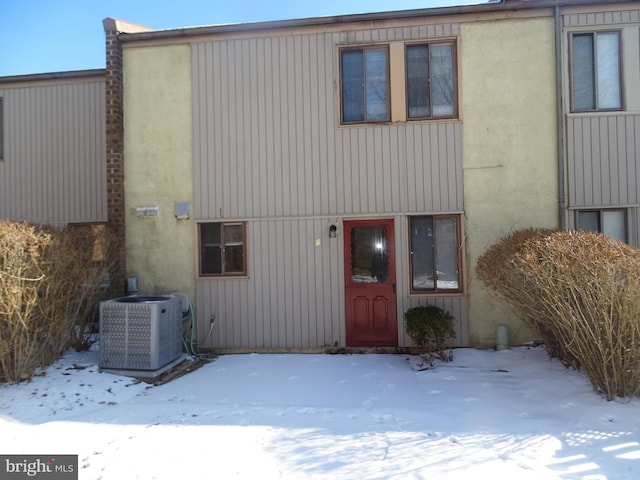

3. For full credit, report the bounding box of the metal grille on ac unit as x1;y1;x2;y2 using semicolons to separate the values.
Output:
99;295;183;371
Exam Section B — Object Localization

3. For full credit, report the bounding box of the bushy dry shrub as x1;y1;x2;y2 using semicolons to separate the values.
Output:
476;228;640;400
0;222;119;382
475;228;572;363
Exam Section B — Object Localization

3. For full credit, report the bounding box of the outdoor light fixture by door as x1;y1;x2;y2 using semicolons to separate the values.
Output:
329;224;337;238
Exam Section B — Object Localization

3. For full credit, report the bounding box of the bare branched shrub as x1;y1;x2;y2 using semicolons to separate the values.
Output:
42;224;119;352
0;222;51;381
1;222;120;382
477;229;640;400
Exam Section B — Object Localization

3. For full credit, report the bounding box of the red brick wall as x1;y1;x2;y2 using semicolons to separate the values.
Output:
104;27;126;296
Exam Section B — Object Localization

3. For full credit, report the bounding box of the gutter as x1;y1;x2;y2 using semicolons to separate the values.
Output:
554;5;566;229
115;0;640;42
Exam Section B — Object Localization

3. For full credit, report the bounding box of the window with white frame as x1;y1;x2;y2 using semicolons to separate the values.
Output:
340;46;390;124
199;222;247;276
570;31;622;112
576;209;626;243
406;41;457;119
409;215;461;293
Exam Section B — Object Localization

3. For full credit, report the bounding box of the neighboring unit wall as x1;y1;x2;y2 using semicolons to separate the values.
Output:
0;73;107;224
567;114;640;207
461;16;559;347
122;45;195;299
564;6;640;247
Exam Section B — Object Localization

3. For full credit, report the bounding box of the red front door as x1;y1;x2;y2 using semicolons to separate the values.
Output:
344;219;398;347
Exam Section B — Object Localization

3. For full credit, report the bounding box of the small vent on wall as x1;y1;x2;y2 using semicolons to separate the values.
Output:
174;201;190;219
136;206;159;218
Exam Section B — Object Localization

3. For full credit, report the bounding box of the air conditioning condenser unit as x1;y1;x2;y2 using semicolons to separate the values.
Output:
99;295;183;373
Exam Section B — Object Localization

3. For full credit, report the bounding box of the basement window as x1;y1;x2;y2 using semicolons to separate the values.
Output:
576;209;626;243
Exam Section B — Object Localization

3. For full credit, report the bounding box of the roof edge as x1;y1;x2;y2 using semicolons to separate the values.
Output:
0;68;106;84
115;0;640;43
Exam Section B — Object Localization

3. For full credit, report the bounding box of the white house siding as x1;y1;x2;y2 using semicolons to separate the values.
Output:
191;24;466;351
0;78;106;224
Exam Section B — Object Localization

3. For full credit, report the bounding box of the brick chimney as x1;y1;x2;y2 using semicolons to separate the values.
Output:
102;18;152;296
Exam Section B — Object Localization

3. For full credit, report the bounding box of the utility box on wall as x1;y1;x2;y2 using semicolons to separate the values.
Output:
99;295;183;372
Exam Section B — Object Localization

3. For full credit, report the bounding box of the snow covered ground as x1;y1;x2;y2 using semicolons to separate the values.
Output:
1;346;639;479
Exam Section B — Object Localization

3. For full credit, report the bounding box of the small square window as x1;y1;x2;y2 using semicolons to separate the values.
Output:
199;222;247;276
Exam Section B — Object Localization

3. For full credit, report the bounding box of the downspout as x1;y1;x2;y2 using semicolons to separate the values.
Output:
555;5;566;229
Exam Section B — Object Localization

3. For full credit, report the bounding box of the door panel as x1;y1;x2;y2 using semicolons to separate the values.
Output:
344;219;398;347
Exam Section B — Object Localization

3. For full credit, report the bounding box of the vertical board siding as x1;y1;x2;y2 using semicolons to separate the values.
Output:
0;80;107;224
196;217;469;350
192;27;463;220
564;9;640;27
567;114;640;207
192;24;466;350
197;215;468;350
395;215;468;347
398;296;468;348
197;218;345;350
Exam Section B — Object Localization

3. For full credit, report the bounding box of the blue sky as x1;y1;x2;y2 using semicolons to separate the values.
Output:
1;0;473;77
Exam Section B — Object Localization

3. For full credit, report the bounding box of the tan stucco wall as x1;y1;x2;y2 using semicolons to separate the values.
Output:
461;17;558;347
123;44;195;300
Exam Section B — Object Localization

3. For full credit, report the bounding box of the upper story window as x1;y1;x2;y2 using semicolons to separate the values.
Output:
406;42;457;119
570;31;622;112
199;222;247;276
340;46;390;124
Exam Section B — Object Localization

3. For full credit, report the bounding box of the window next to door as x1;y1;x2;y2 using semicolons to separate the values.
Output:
198;222;247;276
409;215;462;293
